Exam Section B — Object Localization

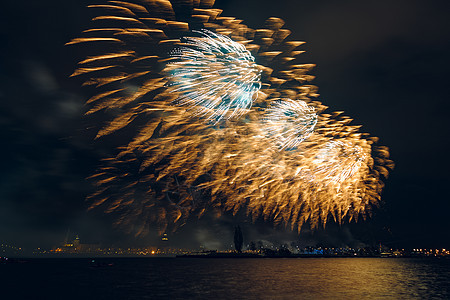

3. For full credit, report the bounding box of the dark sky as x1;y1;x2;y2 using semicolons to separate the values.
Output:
1;0;449;250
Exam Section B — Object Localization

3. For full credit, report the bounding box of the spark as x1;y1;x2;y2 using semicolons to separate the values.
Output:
264;99;317;150
312;140;367;183
165;29;261;123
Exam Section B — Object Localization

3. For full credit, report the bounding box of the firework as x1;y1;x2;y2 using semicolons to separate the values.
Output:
264;99;317;150
312;140;367;183
69;0;393;235
165;29;261;122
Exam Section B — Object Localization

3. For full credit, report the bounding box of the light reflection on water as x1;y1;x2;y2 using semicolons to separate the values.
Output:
2;258;450;299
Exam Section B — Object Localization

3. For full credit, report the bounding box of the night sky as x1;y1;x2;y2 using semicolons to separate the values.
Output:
1;0;449;250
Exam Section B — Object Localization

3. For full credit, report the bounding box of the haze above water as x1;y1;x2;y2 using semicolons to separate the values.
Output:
2;258;449;299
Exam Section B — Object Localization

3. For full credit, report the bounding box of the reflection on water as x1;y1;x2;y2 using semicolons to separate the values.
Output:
2;258;450;299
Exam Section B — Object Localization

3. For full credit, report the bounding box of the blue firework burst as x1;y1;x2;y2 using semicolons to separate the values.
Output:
166;29;261;123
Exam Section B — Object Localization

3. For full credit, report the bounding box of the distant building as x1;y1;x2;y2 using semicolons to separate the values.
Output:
73;235;81;250
53;235;99;254
161;233;169;242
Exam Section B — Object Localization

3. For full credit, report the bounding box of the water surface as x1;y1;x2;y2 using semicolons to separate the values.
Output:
1;258;449;299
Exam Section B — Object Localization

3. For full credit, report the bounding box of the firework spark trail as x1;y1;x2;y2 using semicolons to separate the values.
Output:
312;140;367;183
264;99;317;150
69;0;394;235
191;117;386;231
165;29;261;122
